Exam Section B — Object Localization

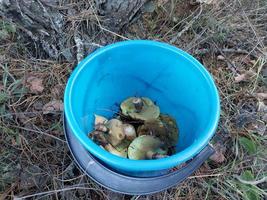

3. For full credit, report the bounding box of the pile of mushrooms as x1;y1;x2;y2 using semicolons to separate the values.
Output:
89;97;179;160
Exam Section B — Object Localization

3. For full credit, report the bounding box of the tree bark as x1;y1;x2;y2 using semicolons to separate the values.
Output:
0;0;148;62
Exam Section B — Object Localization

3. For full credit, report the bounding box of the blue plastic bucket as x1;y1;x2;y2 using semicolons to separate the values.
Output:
64;40;220;176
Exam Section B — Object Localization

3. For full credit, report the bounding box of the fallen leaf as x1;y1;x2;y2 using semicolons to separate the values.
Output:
26;75;44;93
33;100;43;111
217;55;225;60
20;166;47;190
235;112;256;129
51;84;63;98
250;121;266;136
258;101;267;112
43;100;63;114
209;142;226;163
243;57;256;66
254;93;267;100
234;71;255;83
16;113;29;124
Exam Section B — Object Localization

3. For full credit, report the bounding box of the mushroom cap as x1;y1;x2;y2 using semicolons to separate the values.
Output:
94;114;108;125
137;115;179;148
120;97;160;121
128;135;164;160
137;119;166;137
159;114;179;147
106;119;125;146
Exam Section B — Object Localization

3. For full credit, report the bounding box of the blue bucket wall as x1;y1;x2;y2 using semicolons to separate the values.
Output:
64;40;220;176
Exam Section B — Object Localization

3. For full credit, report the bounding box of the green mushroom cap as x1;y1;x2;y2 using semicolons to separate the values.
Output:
128;135;167;160
120;97;160;121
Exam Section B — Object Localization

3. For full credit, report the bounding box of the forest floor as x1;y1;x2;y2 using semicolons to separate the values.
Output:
0;0;266;199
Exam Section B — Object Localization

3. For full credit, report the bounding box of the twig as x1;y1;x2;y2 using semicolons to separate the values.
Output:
163;6;200;38
237;0;264;49
11;125;66;143
194;48;257;58
188;173;223;179
219;49;250;55
131;195;141;200
170;5;203;43
213;43;238;74
83;42;103;48
90;3;129;41
234;175;267;185
0;111;44;118
100;26;130;40
251;56;266;93
14;186;106;200
54;175;86;182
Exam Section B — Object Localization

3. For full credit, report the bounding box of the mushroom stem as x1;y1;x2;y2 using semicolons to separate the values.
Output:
106;119;125;146
132;97;143;112
95;124;108;132
122;124;136;141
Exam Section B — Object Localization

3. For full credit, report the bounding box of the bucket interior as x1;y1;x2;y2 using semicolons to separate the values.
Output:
69;42;218;152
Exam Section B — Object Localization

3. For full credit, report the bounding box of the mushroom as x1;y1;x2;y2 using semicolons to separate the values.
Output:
115;139;131;152
122;123;136;141
105;143;127;158
159;114;179;148
88;130;108;146
106;119;125;146
95;124;108;132
137;119;166;137
89;130;127;158
112;139;131;158
94;114;108;125
120;97;160;121
128;135;167;160
137;115;179;149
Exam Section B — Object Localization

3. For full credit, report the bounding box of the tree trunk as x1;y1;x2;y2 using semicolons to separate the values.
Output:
0;0;148;62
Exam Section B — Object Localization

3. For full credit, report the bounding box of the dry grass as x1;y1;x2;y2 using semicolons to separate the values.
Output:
0;0;267;199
